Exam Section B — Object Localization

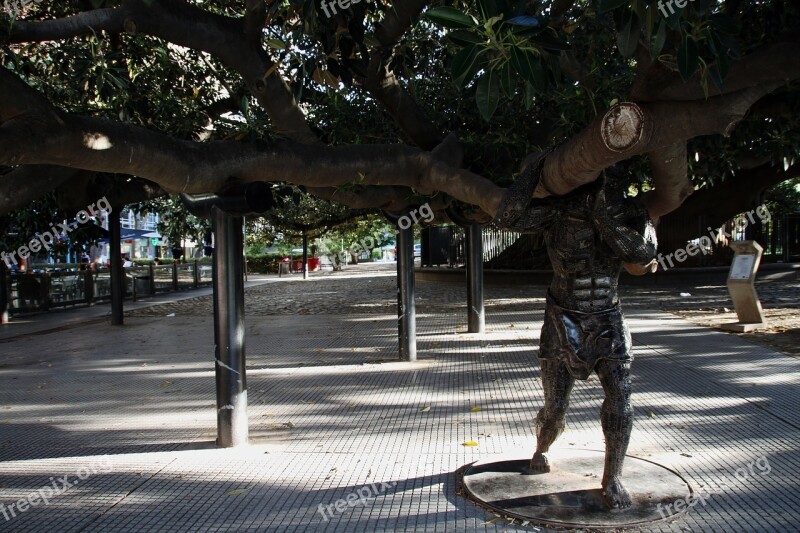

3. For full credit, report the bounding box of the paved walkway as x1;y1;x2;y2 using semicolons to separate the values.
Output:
0;263;798;532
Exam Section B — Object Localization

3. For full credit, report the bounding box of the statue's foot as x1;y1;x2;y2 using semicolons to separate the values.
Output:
602;476;632;509
530;452;550;473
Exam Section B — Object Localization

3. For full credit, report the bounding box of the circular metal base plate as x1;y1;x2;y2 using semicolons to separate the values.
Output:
458;449;692;530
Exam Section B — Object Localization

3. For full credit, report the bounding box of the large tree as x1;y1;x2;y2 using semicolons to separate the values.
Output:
0;0;798;243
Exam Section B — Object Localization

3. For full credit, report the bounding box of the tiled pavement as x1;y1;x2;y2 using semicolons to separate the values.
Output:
0;263;798;532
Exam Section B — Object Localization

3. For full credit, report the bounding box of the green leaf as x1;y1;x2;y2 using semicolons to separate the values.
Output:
447;29;484;46
267;39;286;50
524;81;536;110
476;71;500;121
599;0;629;13
650;19;666;59
663;7;682;30
424;7;478;29
528;32;571;51
678;35;699;81
631;0;646;20
708;64;724;93
617;10;640;58
716;50;729;79
499;61;515;98
510;47;547;92
451;45;484;87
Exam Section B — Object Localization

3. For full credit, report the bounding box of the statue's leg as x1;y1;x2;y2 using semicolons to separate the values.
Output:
531;358;574;472
596;359;633;509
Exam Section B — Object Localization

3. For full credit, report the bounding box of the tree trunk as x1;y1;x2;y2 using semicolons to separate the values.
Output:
658;162;797;256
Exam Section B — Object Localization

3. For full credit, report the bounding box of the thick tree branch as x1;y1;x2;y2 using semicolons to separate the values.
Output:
374;0;429;46
4;8;125;42
55;173;165;212
536;86;783;212
306;186;449;213
0;166;80;214
362;1;445;150
0;68;503;214
642;142;691;221
244;0;267;41
550;0;575;19
662;161;799;230
363;62;445;150
634;39;800;102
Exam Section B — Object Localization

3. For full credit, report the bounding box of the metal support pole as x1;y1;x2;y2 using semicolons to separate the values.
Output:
109;212;124;325
0;263;9;324
302;230;309;280
466;223;485;333
212;207;248;448
397;223;417;361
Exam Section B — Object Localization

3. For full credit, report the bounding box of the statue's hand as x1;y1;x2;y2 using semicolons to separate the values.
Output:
623;259;658;276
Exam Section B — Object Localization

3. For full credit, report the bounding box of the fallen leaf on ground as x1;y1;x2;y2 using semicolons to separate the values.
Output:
470;406;482;412
226;488;249;496
463;441;479;447
420;406;431;412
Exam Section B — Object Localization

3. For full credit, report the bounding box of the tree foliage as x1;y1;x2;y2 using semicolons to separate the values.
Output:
0;0;797;237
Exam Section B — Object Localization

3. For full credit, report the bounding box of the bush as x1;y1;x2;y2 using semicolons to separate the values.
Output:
246;253;284;273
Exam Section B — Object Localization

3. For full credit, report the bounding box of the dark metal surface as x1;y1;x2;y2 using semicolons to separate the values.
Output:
466;223;485;333
180;182;274;218
109;210;124;326
397;224;417;362
0;263;8;324
459;451;693;530
493;160;658;509
212;207;248;448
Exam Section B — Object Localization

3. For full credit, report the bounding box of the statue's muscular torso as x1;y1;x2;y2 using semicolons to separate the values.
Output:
546;203;623;312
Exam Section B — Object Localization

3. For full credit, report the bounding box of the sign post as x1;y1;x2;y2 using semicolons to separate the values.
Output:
722;240;767;332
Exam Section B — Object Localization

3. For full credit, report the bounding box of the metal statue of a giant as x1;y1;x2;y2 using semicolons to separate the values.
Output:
494;153;658;509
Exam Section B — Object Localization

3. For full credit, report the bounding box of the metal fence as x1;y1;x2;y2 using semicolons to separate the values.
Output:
423;224;525;268
749;214;800;262
425;214;800;270
2;261;212;317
